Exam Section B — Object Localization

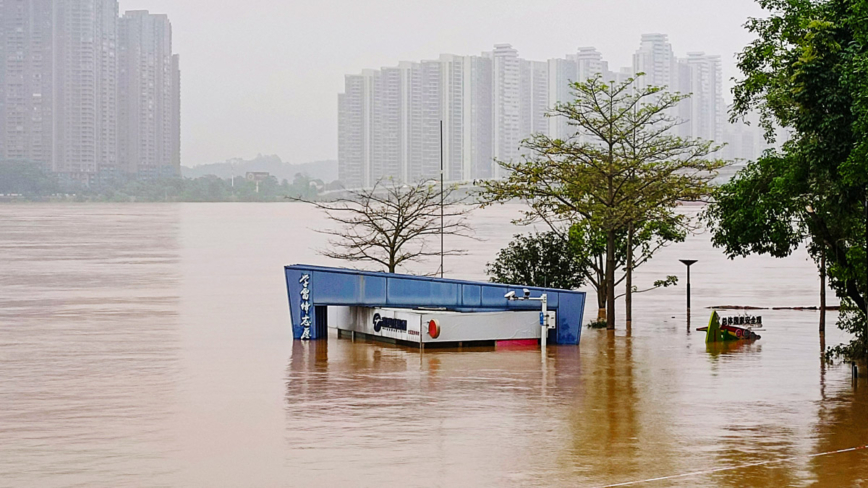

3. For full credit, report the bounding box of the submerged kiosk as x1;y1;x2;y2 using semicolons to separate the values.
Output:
285;265;586;347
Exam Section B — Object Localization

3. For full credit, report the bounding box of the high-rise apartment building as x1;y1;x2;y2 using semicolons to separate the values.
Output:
0;0;55;172
440;54;463;181
0;1;180;184
546;57;578;141
633;35;727;144
463;55;493;180
417;60;442;182
55;0;119;181
337;72;371;189
489;44;520;178
440;54;493;181
519;59;548;144
339;52;496;187
119;10;181;179
338;36;738;188
633;33;677;90
371;67;401;184
571;46;610;83
1;0;119;182
678;53;723;142
397;61;421;184
434;54;493;181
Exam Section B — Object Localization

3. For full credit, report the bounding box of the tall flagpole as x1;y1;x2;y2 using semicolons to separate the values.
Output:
440;120;444;278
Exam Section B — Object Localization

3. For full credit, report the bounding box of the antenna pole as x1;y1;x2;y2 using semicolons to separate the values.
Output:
440;120;444;278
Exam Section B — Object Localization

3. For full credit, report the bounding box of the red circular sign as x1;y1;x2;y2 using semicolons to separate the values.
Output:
427;319;440;339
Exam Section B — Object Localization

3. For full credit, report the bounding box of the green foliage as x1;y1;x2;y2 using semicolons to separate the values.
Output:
0;169;323;202
486;232;586;290
480;75;724;233
651;276;679;289
706;0;868;360
0;161;58;196
479;74;718;329
827;302;868;362
586;319;608;329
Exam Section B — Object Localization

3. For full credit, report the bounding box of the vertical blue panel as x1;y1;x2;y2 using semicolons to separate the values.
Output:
461;284;482;307
311;271;362;304
555;292;584;345
386;278;459;307
286;268;317;340
541;290;558;308
480;286;516;308
359;275;387;305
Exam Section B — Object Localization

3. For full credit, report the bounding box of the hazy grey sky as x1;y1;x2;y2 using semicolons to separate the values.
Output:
119;0;765;167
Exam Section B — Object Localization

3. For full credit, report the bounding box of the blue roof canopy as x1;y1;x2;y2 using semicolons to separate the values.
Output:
285;264;586;345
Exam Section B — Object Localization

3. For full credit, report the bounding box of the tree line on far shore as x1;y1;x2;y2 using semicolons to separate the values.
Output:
0;163;323;202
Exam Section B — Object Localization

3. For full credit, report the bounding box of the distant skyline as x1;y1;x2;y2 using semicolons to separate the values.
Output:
118;0;766;167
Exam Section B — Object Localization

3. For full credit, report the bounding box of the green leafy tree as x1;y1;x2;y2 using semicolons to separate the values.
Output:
285;173;321;200
486;232;586;290
566;217;684;323
0;160;58;196
481;75;723;329
704;0;868;360
487;223;681;322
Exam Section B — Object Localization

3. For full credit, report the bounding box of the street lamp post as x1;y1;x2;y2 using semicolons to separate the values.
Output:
680;260;698;309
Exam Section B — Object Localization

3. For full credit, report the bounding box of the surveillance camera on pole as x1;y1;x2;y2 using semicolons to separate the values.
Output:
504;288;551;351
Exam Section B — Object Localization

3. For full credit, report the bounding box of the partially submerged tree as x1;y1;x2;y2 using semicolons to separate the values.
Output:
294;179;474;274
481;75;724;329
565;216;684;324
487;223;680;324
485;231;586;290
705;0;868;360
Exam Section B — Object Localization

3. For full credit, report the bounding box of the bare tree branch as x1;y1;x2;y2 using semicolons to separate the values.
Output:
290;178;476;274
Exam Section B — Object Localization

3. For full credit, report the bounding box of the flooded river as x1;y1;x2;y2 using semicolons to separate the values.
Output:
1;203;865;487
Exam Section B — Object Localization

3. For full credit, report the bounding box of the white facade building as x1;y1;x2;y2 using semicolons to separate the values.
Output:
119;10;181;179
0;0;56;172
571;46;610;83
489;44;521;178
0;1;180;184
338;72;370;188
633;33;677;91
519;59;548;143
546;57;577;142
677;52;723;142
337;36;746;188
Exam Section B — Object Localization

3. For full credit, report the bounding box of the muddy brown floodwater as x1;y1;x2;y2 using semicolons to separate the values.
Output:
1;203;866;487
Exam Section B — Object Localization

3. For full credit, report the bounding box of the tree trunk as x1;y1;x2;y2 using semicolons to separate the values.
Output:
626;222;633;329
606;229;616;330
597;259;606;321
597;294;606;321
820;248;826;334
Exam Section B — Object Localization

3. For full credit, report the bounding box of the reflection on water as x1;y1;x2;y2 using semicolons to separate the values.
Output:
1;203;867;487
